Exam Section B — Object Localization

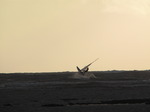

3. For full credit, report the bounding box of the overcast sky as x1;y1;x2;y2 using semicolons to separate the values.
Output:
0;0;150;73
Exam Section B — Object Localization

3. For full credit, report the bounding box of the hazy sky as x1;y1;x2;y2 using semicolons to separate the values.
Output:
0;0;150;73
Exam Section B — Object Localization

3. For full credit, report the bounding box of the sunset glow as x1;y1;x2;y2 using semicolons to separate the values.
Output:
0;0;150;72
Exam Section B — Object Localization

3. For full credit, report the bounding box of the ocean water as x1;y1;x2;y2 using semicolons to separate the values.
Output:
1;72;150;89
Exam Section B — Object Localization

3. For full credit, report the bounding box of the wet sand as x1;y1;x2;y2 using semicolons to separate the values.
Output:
0;71;150;112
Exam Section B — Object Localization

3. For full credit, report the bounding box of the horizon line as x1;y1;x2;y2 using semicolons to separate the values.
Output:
0;69;150;74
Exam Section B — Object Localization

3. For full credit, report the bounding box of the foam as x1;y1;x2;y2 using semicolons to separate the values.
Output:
72;72;96;79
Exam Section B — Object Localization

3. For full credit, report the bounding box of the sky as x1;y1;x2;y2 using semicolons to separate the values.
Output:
0;0;150;73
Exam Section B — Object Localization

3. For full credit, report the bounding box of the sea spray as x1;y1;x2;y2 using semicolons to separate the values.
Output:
72;72;96;79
